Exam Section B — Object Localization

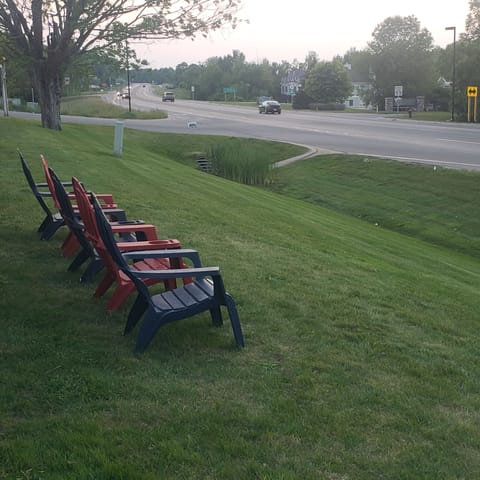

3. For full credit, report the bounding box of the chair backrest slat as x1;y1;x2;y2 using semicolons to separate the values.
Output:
50;168;94;256
40;155;61;209
19;151;52;218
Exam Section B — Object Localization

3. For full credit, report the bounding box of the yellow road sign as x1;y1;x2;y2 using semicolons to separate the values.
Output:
467;86;478;97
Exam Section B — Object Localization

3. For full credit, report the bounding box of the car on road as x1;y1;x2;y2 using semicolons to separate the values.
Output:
259;100;281;114
120;91;130;99
162;91;175;102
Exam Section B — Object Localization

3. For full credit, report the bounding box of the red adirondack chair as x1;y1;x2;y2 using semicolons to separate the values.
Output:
40;155;127;257
72;177;187;312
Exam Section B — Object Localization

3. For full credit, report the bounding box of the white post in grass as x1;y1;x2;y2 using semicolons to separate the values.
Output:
114;121;124;156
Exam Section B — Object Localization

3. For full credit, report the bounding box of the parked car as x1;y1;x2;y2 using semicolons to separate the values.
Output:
162;91;175;102
259;100;281;114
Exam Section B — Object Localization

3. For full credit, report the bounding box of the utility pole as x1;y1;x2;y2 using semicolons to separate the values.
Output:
125;40;132;112
445;26;456;122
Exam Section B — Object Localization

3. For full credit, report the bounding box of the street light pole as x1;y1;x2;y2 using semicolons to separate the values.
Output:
125;40;132;113
0;56;9;117
445;26;456;122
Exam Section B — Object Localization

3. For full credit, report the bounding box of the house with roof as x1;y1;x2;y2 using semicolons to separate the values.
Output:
280;69;306;97
344;63;373;109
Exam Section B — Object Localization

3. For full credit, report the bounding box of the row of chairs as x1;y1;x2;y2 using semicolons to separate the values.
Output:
19;151;245;353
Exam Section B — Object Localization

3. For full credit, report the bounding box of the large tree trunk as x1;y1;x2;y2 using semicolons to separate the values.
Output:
33;62;62;130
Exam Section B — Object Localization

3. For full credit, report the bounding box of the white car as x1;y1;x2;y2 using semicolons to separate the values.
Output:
162;92;175;102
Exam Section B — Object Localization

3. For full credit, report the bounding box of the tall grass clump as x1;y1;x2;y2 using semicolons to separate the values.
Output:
209;142;276;185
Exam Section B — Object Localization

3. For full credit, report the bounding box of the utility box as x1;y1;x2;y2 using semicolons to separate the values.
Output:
114;121;124;156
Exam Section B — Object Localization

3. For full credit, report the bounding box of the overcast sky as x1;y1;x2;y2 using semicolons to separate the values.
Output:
133;0;470;68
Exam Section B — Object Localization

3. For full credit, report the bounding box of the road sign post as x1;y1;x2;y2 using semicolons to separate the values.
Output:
394;96;402;113
289;84;296;104
223;87;236;102
467;86;478;122
394;86;403;113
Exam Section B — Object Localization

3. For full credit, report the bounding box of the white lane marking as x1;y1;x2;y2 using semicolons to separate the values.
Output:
437;138;480;146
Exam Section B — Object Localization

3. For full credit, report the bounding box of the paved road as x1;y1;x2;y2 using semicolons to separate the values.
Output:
13;84;480;170
118;84;480;171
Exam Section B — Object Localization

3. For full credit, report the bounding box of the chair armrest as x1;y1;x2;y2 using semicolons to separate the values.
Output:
123;248;203;267
112;220;145;225
68;193;118;208
110;224;157;240
91;193;115;204
132;266;220;280
37;181;72;188
116;239;181;251
101;208;127;222
71;206;126;222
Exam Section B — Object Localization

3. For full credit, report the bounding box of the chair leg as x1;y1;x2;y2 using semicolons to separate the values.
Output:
124;294;149;335
105;284;136;312
209;306;223;327
67;248;90;272
39;219;64;240
80;258;104;283
134;309;166;353
38;215;52;234
94;273;115;298
61;233;80;257
224;294;245;348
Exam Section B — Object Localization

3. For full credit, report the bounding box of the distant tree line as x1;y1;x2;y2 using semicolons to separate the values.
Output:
113;3;480;117
3;1;480;120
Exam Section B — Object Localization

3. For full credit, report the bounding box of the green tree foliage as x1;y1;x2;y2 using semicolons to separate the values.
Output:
0;33;32;101
302;51;319;70
0;0;243;130
368;15;435;107
342;48;373;81
133;67;176;87
175;51;282;101
464;0;480;40
445;39;480;119
303;61;352;104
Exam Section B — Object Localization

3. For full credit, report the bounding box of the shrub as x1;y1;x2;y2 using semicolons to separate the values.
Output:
308;102;346;111
208;143;276;185
292;90;314;109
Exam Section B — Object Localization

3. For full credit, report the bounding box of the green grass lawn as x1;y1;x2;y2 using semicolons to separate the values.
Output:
1;117;480;479
265;154;480;259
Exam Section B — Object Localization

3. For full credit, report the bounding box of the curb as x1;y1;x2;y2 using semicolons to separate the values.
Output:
274;145;337;167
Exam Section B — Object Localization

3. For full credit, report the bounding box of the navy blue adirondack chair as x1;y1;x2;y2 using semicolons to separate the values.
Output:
92;195;245;353
19;150;65;240
49;168;104;282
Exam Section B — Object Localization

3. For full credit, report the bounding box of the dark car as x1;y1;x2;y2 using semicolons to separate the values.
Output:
162;91;175;102
259;100;281;114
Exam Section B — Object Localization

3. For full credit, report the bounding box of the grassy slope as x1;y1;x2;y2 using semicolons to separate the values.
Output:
1;117;480;479
267;154;480;259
